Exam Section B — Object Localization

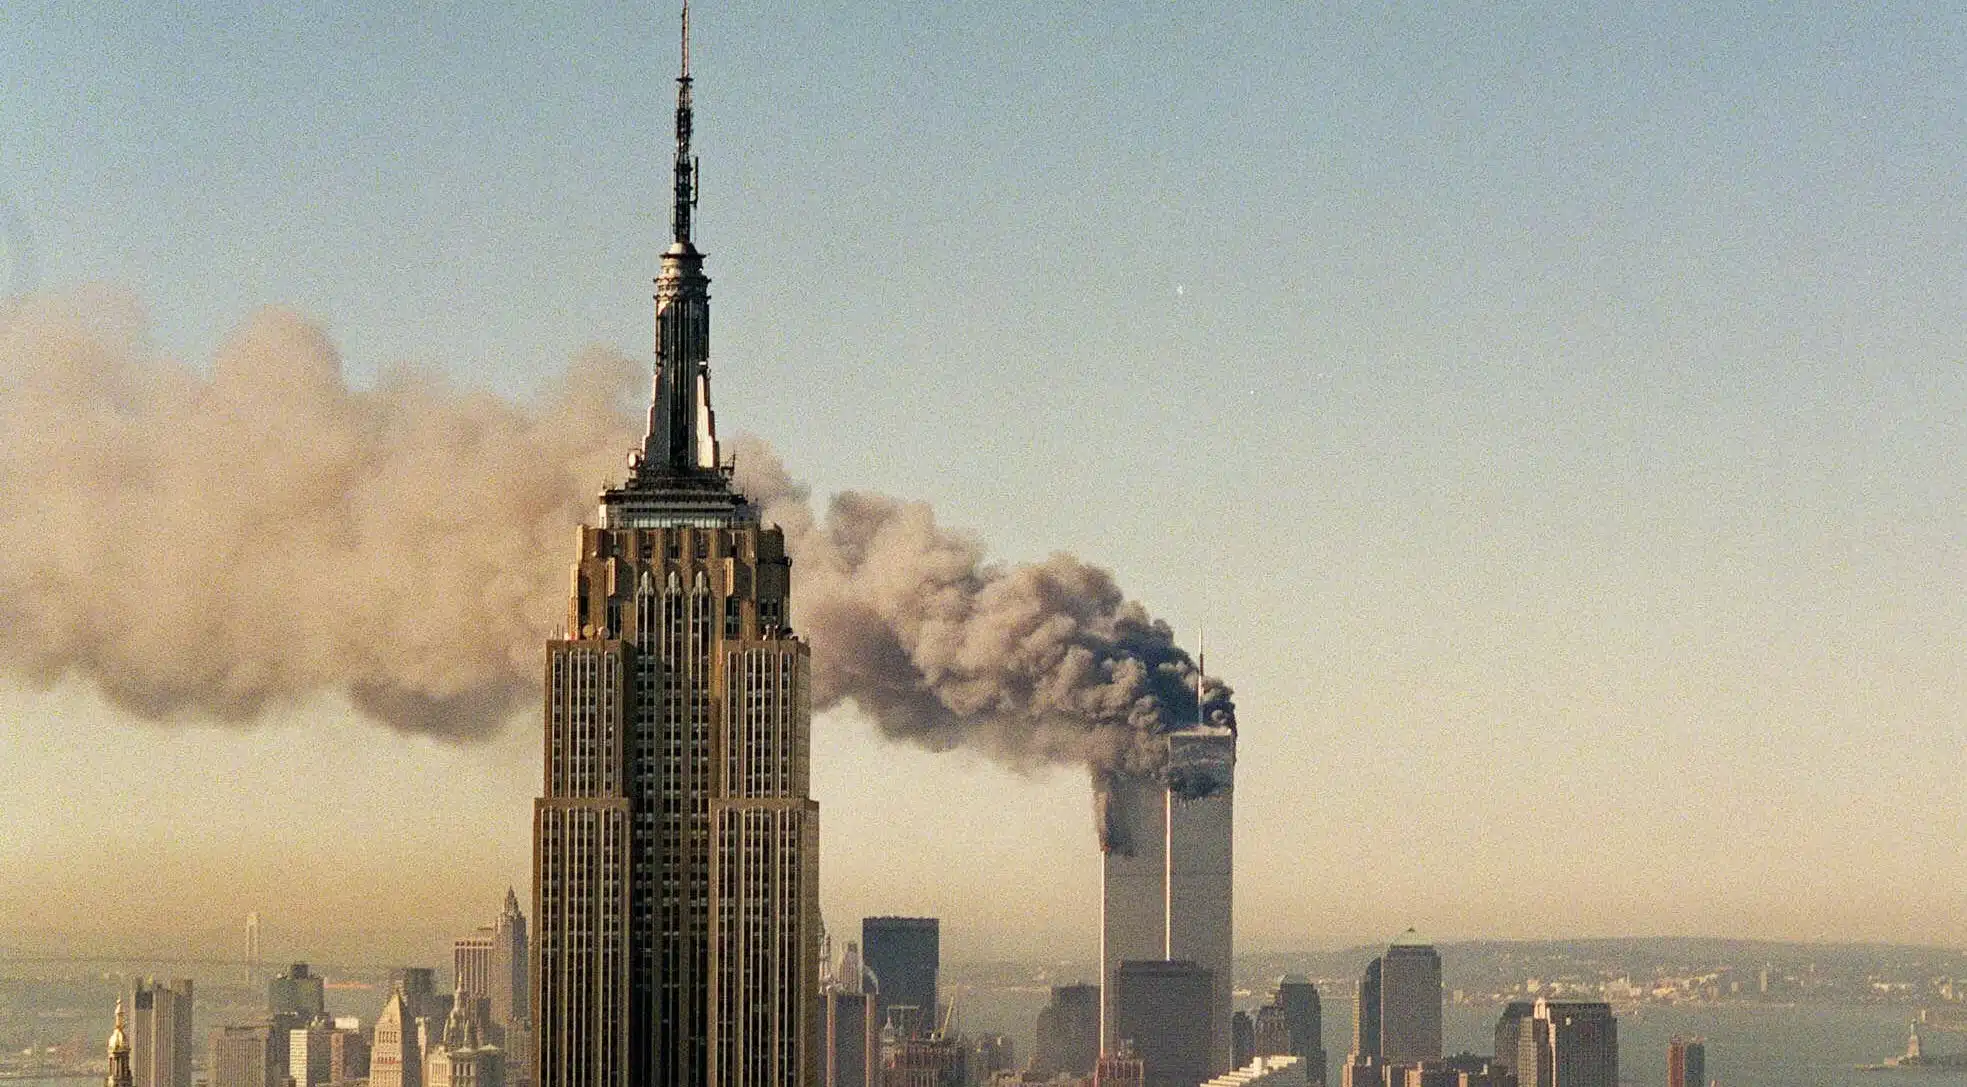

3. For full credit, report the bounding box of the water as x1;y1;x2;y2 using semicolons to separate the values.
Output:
955;988;1967;1087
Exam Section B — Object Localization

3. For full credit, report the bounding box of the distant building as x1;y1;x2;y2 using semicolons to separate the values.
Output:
1378;935;1441;1064
822;945;876;1087
1112;960;1212;1087
109;1000;136;1087
389;969;443;1020
371;985;423;1087
425;987;504;1087
863;918;940;1039
1353;961;1382;1059
211;1026;285;1087
1511;1001;1616;1087
1255;977;1326;1087
1203;1056;1308;1087
881;1037;962;1087
130;979;194;1087
330;1028;371;1085
291;1026;335;1087
1233;1013;1256;1069
1094;1044;1145;1087
1492;1004;1534;1080
1032;985;1099;1078
454;890;529;1033
1339;1054;1379;1087
1666;1039;1704;1087
269;965;326;1023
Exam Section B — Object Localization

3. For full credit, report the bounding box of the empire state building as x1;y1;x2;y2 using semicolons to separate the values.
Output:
532;8;820;1087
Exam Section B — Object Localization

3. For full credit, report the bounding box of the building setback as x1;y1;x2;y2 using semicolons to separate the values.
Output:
531;9;819;1087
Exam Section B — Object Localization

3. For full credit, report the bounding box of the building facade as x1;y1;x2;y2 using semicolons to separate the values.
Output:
1111;960;1212;1087
862;918;939;1039
1666;1039;1703;1087
1378;937;1441;1064
129;979;194;1087
1353;960;1382;1059
1033;984;1101;1078
531;11;819;1087
1511;1002;1616;1087
1253;977;1325;1087
1099;726;1235;1075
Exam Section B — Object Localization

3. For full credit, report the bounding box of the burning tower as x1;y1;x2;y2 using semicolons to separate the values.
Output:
531;6;820;1087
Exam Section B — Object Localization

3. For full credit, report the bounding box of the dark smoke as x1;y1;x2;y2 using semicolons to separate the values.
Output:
0;294;1233;802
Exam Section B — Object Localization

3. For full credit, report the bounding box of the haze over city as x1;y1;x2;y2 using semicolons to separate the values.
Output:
2;0;1961;969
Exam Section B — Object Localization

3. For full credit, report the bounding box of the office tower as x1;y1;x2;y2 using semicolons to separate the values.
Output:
1253;977;1325;1086
212;1027;286;1087
270;965;327;1022
531;10;819;1087
330;1029;372;1084
372;987;423;1087
1352;960;1381;1058
1491;1004;1533;1079
862;919;939;1039
881;1038;961;1087
1666;1039;1704;1087
1111;960;1212;1087
821;988;873;1087
291;1027;332;1087
1100;725;1236;1075
1378;936;1441;1063
245;914;262;987
129;979;194;1087
457;890;530;1033
1514;1002;1616;1087
1233;1013;1256;1069
109;1001;135;1087
1032;984;1100;1077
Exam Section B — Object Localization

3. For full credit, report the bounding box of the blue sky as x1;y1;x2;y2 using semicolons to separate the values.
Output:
2;1;1962;961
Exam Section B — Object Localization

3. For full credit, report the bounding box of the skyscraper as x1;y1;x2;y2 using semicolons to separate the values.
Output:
372;986;423;1087
862;918;939;1039
1378;936;1441;1064
1492;1003;1533;1079
1032;984;1100;1078
457;890;530;1031
1666;1038;1704;1087
1100;725;1235;1074
531;8;819;1087
129;979;194;1087
270;965;326;1023
1512;1001;1616;1087
1254;977;1325;1087
1352;960;1381;1059
1111;960;1212;1087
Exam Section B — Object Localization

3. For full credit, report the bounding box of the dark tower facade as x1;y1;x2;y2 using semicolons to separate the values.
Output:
861;918;939;1039
532;7;819;1087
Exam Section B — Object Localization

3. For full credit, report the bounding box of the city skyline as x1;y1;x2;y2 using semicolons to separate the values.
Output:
2;0;1963;962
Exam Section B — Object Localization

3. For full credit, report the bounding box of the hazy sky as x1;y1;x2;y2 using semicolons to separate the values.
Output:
2;1;1961;967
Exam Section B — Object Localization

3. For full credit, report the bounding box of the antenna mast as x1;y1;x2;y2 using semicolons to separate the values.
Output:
671;0;697;244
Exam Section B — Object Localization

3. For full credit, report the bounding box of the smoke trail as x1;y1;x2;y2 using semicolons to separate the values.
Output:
0;294;1232;798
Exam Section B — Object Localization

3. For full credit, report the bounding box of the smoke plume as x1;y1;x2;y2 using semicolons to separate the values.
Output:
0;293;1232;808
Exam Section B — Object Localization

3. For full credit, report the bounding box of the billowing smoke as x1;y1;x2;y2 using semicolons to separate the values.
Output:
0;293;1232;827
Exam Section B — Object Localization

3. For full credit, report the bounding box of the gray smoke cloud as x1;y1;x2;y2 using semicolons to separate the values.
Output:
0;293;1232;801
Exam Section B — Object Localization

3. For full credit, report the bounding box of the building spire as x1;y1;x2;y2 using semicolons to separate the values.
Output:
626;0;724;491
672;0;697;245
